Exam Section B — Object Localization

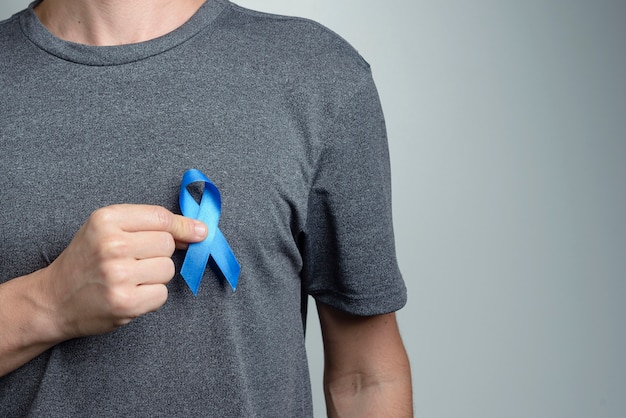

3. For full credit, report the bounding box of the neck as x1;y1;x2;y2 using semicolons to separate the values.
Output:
34;0;206;46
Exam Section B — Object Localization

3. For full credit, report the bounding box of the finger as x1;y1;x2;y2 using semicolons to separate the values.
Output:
126;231;176;260
168;214;208;245
92;205;207;242
132;283;169;315
133;257;176;286
86;231;176;263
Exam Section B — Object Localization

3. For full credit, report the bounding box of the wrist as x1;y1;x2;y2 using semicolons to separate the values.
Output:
29;265;73;344
0;268;66;376
11;266;68;347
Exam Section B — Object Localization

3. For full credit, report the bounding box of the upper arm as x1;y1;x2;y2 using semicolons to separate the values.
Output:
316;301;411;383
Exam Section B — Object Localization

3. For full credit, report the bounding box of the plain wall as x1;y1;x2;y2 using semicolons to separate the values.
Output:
2;1;625;417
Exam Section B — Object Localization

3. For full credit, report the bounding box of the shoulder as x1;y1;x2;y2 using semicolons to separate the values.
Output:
0;11;28;74
217;3;371;79
0;11;22;41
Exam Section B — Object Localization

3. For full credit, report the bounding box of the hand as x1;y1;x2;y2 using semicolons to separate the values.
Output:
40;204;207;340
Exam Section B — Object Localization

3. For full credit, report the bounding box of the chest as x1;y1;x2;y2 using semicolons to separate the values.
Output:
0;62;317;282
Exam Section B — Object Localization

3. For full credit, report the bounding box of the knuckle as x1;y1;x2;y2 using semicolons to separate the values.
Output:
85;206;121;238
161;258;176;278
149;285;169;312
162;233;176;255
147;258;175;283
98;260;130;284
152;206;173;231
96;235;129;260
105;287;135;319
89;206;116;228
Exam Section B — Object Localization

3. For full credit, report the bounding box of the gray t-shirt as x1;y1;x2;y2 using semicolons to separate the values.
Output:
0;0;406;415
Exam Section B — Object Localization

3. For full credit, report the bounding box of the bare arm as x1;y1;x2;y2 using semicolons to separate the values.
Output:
317;302;413;418
0;269;60;376
0;204;207;377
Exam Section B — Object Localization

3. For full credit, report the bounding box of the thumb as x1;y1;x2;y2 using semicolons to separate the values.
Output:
171;215;208;248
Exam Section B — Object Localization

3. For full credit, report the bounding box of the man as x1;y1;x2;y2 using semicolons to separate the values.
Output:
0;0;412;416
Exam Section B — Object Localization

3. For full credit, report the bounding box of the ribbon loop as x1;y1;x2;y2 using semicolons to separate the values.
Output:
179;169;240;295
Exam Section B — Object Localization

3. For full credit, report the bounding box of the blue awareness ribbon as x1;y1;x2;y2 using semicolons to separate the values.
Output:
179;169;240;295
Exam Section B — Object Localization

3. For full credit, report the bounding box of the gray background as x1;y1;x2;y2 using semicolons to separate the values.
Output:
2;1;625;417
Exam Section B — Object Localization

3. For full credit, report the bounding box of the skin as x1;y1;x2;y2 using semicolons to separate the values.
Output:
3;1;414;415
0;204;208;376
318;303;413;417
33;0;207;46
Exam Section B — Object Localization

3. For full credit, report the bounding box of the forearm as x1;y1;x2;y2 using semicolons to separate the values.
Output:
324;350;413;417
318;303;413;417
0;269;62;377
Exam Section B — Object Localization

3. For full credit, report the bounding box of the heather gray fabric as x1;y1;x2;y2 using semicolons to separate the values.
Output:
0;0;406;415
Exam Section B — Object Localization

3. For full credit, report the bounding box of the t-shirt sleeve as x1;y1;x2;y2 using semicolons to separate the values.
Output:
302;72;407;316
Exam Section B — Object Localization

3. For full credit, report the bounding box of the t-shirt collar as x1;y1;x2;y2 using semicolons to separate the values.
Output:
20;0;228;66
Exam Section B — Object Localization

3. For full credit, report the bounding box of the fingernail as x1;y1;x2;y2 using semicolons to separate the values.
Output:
195;222;207;237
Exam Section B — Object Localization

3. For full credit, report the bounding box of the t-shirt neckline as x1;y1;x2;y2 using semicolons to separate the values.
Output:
20;0;228;66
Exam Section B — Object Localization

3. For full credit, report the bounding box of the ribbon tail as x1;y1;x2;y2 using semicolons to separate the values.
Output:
181;238;212;296
211;229;241;291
